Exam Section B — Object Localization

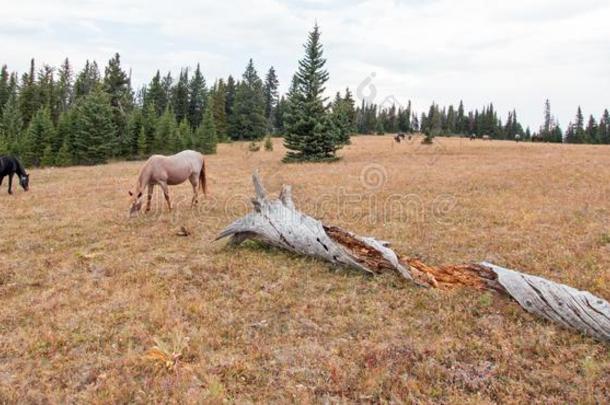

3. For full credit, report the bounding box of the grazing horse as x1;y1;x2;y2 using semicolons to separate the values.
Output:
515;134;522;143
394;133;407;143
482;135;492;141
0;156;29;195
469;134;476;141
129;150;206;216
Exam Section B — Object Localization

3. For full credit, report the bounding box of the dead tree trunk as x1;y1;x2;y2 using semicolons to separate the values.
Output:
216;173;610;343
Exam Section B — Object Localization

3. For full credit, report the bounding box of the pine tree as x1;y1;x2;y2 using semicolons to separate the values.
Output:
145;70;167;116
103;53;133;156
154;107;177;153
585;115;598;144
0;65;10;117
125;107;144;157
598;109;610;144
21;107;55;167
19;59;41;127
574;106;585;143
263;66;279;131
74;60;100;99
72;89;116;165
56;58;73;114
225;75;237;132
0;93;23;153
330;91;352;145
55;109;76;160
197;98;217;154
176;119;192;150
283;25;342;162
55;139;73;166
230;59;267;140
211;79;228;141
188;64;207;129
172;69;189;124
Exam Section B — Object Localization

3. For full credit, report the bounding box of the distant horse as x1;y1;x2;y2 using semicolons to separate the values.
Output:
129;150;206;216
515;134;522;143
0;156;29;194
531;134;544;142
394;133;406;143
482;135;492;141
469;134;476;141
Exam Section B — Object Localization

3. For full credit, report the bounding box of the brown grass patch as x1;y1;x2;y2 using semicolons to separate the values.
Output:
0;135;609;402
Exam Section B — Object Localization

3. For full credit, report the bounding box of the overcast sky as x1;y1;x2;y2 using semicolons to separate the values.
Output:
1;0;609;130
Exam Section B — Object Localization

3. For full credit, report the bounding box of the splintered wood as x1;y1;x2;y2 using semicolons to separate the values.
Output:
216;173;610;343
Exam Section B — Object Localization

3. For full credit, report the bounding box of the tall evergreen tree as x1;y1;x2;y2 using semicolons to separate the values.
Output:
187;64;207;129
0;65;11;116
57;58;74;114
21;107;55;167
0;93;23;153
211;79;228;141
230;59;266;140
263;66;279;131
172;69;189;124
103;53;133;155
283;25;342;162
197;97;217;154
153;107;177;153
144;70;167;116
74;60;100;99
72;89;116;165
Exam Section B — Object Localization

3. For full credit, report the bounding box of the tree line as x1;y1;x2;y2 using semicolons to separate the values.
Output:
1;24;608;168
0;54;287;166
356;98;609;144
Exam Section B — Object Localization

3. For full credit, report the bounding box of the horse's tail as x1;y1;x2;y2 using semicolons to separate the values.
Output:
199;155;207;196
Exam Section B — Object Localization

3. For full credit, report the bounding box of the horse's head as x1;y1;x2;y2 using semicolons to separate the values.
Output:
19;174;29;191
128;190;143;217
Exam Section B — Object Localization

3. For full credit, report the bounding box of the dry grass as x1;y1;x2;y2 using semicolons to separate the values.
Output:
1;135;609;403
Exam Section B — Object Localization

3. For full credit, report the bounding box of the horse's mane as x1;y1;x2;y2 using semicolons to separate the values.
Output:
14;157;27;176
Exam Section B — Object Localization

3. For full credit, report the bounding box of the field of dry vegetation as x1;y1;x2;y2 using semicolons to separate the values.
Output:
1;135;609;403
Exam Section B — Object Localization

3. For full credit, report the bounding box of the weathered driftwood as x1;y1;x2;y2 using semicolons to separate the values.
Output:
216;173;610;343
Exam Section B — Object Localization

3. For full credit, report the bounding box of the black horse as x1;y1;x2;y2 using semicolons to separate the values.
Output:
0;156;29;194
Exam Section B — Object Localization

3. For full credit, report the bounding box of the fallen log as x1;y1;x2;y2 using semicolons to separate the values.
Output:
216;173;610;343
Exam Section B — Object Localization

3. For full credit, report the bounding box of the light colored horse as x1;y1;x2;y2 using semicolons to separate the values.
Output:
129;150;206;216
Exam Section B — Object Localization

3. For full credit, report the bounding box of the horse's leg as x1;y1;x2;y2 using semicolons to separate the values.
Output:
7;173;13;194
189;174;198;207
159;182;171;211
0;176;3;186
146;184;154;212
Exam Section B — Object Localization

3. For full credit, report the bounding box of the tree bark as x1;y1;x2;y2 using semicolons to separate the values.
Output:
216;173;610;343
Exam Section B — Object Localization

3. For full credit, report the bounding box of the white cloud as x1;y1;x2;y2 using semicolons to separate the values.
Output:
0;0;608;129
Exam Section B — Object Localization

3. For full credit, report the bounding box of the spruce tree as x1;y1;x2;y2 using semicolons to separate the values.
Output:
57;58;74;113
230;59;266;140
172;69;189;124
188;64;207;129
22;107;55;167
103;53;133;156
197;98;217;154
0;65;10;117
1;93;23;153
74;60;100;99
18;59;41;127
154;107;177;153
225;75;237;131
145;70;167;116
263;66;279;131
283;25;342;162
211;79;228;141
72;89;116;165
176;119;192;150
598;109;610;144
